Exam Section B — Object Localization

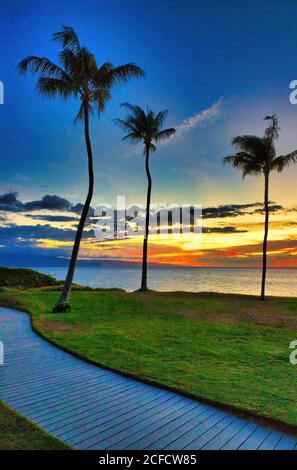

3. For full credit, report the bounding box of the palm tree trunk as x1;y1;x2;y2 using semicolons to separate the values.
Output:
260;171;269;300
140;145;152;291
54;102;94;311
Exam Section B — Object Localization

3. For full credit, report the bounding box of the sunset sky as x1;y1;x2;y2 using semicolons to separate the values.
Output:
1;0;297;268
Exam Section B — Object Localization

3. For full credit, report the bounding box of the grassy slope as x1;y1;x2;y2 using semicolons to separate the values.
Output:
1;288;296;429
0;402;69;450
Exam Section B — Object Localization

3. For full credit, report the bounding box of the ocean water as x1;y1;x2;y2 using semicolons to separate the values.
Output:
34;266;297;297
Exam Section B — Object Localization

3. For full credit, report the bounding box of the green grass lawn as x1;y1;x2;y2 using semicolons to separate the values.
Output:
1;288;297;430
0;401;69;450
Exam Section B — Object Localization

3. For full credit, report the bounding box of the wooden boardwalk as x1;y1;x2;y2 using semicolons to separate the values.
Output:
0;308;296;450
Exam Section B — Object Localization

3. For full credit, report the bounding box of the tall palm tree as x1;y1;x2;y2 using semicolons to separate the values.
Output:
116;104;175;290
224;115;297;300
18;26;144;312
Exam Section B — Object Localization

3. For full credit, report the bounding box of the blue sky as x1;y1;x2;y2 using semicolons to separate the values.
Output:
1;0;297;267
1;0;297;206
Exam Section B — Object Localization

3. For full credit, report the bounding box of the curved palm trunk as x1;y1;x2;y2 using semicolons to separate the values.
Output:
140;145;152;291
260;171;269;300
54;102;94;310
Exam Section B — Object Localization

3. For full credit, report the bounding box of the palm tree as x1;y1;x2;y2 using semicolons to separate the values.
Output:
18;26;144;312
116;104;175;290
224;115;297;300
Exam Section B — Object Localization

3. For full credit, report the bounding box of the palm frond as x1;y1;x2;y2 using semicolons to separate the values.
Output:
226;116;297;179
120;103;143;114
93;63;144;89
91;62;113;88
271;151;297;172
241;161;263;177
154;128;176;142
118;104;147;135
74;101;93;124
116;103;174;150
223;152;262;178
264;114;280;141
154;110;168;128
232;135;267;158
81;47;97;77
58;48;81;77
18;26;144;125
36;77;74;99
223;155;239;165
18;56;69;81
52;25;81;55
74;102;84;124
114;118;141;135
108;64;145;85
92;88;111;113
122;133;142;144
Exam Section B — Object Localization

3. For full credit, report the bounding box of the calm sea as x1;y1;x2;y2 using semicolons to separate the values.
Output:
33;267;297;297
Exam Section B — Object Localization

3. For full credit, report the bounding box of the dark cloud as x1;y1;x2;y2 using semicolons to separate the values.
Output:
203;226;248;233
70;203;94;221
202;202;285;219
0;192;71;212
28;214;79;223
71;203;84;214
0;192;94;216
202;202;262;219
0;193;285;221
25;195;71;212
0;192;24;212
253;204;283;214
0;192;18;204
0;224;77;241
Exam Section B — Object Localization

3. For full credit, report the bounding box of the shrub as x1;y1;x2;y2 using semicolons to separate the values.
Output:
0;267;60;289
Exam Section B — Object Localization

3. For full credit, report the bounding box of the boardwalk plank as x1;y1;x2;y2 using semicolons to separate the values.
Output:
201;417;247;450
143;405;209;450
275;435;297;450
186;415;236;450
73;396;190;448
258;430;283;450
238;427;271;450
221;422;257;449
52;389;171;438
161;410;223;450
